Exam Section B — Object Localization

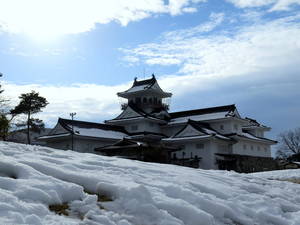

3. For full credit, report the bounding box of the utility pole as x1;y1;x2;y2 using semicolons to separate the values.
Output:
70;112;76;150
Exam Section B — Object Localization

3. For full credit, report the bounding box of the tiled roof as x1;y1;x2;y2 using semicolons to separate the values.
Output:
225;131;277;144
58;118;127;133
132;75;156;87
165;120;232;142
109;103;169;122
39;118;129;140
117;75;172;98
243;117;269;129
169;104;236;119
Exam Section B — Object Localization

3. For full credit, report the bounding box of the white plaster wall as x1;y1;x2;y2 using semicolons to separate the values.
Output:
171;140;217;169
210;121;234;134
232;140;271;157
124;120;162;133
143;121;162;133
46;138;117;153
210;120;243;135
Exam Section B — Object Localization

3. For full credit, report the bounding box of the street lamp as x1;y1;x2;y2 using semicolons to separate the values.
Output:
70;112;76;150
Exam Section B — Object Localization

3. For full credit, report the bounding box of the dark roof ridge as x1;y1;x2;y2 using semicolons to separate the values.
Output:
58;118;128;134
127;131;167;137
245;117;260;124
170;104;236;118
133;74;156;87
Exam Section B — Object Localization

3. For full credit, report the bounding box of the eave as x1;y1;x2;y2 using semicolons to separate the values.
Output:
106;116;167;125
227;133;277;145
162;134;232;143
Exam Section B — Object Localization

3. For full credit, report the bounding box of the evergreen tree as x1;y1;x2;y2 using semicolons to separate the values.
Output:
0;114;9;140
11;91;48;144
0;73;10;140
0;72;3;94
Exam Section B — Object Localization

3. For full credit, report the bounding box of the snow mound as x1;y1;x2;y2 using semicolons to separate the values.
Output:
252;169;300;180
1;141;300;225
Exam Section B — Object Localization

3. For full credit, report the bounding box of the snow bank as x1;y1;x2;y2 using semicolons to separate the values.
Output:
252;169;300;180
1;141;300;225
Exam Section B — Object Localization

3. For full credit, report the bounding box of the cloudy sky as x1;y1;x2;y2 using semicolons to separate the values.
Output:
0;0;300;142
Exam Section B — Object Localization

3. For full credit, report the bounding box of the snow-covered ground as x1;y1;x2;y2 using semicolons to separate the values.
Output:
252;169;300;181
1;141;300;225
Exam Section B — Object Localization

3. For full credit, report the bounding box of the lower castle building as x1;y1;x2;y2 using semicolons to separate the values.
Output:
39;75;277;171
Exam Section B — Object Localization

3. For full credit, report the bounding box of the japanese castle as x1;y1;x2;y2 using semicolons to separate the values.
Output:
40;75;277;171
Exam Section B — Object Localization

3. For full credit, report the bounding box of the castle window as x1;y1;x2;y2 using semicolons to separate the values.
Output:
143;97;147;103
149;98;153;104
220;124;224;130
243;144;247;150
250;145;253;150
196;143;204;149
191;152;193;158
257;146;261;151
154;97;157;103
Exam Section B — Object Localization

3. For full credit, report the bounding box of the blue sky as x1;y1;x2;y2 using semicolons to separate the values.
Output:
0;0;300;145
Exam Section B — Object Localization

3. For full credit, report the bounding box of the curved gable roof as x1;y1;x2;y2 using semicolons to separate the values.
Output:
117;75;172;98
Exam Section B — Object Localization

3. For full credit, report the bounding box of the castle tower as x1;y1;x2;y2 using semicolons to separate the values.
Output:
117;74;172;113
105;75;172;137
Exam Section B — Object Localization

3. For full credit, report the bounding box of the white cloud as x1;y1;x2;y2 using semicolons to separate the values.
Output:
121;12;300;85
271;0;300;11
2;82;131;126
0;0;205;39
227;0;300;11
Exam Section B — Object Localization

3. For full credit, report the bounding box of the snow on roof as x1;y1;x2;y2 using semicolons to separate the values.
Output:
163;134;213;141
42;118;128;140
243;117;270;129
168;104;239;124
169;111;229;124
73;127;126;139
165;120;232;142
1;141;300;225
228;131;277;144
117;75;172;98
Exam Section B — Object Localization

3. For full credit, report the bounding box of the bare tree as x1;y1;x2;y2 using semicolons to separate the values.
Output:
276;127;300;158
